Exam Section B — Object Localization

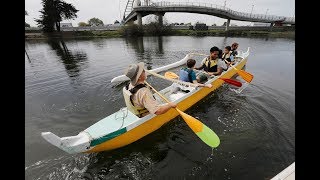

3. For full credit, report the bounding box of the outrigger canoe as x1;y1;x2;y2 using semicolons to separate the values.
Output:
41;48;250;154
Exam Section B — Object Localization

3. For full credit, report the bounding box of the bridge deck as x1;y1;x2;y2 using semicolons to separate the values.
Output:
123;2;294;25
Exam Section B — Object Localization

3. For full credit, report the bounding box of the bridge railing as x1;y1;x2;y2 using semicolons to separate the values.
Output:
139;1;294;23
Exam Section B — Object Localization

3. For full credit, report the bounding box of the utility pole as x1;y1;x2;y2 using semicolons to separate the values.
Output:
250;4;254;17
119;0;121;20
265;8;269;18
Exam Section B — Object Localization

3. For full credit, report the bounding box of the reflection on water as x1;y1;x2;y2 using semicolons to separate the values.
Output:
125;36;165;70
125;37;145;54
157;36;164;54
25;36;294;180
47;38;88;79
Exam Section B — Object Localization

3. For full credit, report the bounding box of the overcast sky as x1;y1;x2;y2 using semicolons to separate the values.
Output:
25;0;295;27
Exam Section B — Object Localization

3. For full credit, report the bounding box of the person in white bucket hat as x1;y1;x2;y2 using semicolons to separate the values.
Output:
123;62;177;117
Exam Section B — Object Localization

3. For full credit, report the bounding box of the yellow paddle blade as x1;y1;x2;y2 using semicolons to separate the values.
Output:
237;69;254;83
176;109;220;148
164;72;179;79
177;109;202;132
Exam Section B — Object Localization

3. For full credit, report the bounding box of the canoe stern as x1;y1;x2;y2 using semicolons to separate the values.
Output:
41;131;90;154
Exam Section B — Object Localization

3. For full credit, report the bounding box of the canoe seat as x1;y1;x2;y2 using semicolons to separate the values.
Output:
167;83;194;102
169;92;186;102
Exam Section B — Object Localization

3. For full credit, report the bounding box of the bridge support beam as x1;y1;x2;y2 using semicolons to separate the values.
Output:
137;12;142;28
158;14;163;27
155;13;165;27
225;19;230;31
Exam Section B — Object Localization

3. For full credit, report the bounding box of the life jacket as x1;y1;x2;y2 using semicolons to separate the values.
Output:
123;83;149;118
204;57;218;72
222;52;231;60
179;67;193;83
230;50;238;57
222;52;234;63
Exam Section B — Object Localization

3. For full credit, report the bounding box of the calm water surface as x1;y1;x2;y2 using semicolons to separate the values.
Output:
25;36;295;179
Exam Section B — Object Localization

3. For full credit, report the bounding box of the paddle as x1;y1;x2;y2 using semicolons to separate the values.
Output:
223;59;253;83
145;70;198;87
144;81;220;148
164;72;179;79
219;78;242;87
164;71;242;87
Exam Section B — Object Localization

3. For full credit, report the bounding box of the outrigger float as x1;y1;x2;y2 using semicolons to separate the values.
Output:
41;48;251;154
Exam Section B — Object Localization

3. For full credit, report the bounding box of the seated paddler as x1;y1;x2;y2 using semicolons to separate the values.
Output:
179;59;212;88
194;46;227;76
123;62;177;118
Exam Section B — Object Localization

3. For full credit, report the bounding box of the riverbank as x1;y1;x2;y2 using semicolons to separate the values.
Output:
25;29;295;39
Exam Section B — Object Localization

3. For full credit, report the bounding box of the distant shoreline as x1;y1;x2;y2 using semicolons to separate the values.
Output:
25;29;295;40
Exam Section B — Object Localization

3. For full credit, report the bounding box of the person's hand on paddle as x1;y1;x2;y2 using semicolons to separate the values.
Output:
205;84;212;88
195;83;212;88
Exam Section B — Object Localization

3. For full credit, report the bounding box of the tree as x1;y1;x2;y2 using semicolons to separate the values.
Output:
212;23;217;26
222;22;227;26
78;22;88;27
114;20;120;24
88;18;104;27
36;0;78;32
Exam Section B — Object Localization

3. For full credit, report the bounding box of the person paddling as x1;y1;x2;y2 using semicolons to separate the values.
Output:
123;62;177;118
194;46;227;76
179;59;212;88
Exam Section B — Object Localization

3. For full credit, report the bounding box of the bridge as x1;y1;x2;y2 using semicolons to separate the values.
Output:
122;0;295;31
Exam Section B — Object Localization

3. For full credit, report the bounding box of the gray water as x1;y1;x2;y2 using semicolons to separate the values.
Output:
25;36;295;180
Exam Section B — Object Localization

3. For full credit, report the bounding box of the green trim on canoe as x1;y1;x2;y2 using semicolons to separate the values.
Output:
90;128;127;146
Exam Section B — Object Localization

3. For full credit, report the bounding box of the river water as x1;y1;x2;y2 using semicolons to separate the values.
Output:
25;36;295;179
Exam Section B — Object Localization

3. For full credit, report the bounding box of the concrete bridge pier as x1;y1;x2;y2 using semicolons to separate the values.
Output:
225;19;230;31
137;12;142;28
158;14;163;26
155;13;165;27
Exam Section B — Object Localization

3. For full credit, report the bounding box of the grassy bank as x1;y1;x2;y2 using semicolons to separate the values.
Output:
25;30;123;39
25;27;295;39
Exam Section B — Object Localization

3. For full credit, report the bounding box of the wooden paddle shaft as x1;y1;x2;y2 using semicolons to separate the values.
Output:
145;70;198;87
224;59;238;70
144;81;171;104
